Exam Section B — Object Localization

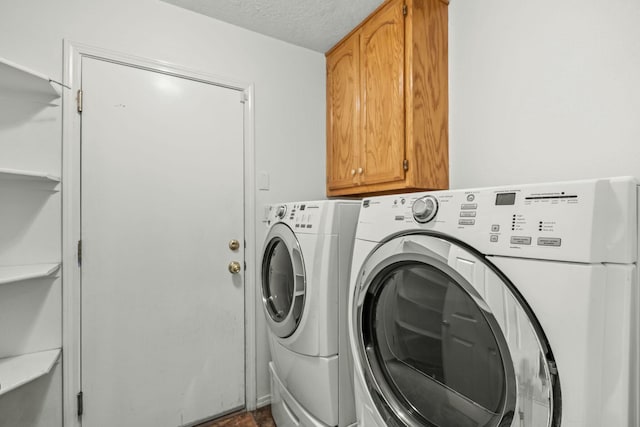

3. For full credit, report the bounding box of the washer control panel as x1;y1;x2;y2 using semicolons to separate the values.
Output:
357;177;637;263
265;202;322;232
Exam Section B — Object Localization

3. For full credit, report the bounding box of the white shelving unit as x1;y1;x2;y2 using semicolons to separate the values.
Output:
0;60;61;195
0;57;61;103
0;56;62;419
0;349;61;396
0;264;60;286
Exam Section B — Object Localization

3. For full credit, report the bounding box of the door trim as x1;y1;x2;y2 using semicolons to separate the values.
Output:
61;41;257;427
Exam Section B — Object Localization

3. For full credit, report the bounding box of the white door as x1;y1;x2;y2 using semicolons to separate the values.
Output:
80;57;245;426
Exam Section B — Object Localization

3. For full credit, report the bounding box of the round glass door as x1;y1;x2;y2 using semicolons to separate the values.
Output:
261;223;306;338
353;233;560;427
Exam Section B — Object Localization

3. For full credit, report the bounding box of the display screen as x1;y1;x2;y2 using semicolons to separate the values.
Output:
495;193;516;205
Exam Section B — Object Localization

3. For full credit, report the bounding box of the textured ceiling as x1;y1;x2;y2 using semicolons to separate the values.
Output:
161;0;385;53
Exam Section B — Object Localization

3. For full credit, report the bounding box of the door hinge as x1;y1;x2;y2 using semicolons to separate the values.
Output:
77;89;83;113
77;391;84;416
403;159;409;171
402;4;408;16
77;240;82;266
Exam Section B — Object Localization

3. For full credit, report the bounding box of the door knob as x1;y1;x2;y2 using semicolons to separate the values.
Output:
229;239;240;251
351;169;356;176
228;261;242;274
357;167;364;174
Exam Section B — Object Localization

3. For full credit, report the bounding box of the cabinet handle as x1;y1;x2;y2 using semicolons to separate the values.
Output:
351;169;356;176
357;167;364;175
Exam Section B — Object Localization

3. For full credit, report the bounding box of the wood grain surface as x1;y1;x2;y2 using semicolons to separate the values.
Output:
196;406;275;427
326;0;449;197
359;0;406;187
326;34;359;190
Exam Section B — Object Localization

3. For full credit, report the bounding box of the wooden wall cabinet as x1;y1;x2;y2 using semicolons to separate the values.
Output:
326;0;449;197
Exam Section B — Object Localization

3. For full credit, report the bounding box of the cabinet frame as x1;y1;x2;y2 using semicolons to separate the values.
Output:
326;0;449;197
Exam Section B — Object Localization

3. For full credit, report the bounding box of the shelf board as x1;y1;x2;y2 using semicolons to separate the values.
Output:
0;57;60;103
0;349;61;396
0;263;61;286
0;168;60;183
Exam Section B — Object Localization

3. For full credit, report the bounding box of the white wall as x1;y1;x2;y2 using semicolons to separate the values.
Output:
0;0;326;421
449;0;640;189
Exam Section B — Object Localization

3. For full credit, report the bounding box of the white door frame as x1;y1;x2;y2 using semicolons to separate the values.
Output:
61;41;257;427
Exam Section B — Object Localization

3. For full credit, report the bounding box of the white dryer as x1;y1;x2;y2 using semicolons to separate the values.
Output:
348;177;640;427
261;200;360;427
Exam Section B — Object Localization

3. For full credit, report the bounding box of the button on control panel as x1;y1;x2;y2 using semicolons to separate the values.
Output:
458;199;478;226
510;236;532;245
537;237;562;247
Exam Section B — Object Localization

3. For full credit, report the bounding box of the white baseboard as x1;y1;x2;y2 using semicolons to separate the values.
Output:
257;394;271;408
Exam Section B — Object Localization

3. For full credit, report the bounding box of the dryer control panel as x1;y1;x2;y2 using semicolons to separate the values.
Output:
357;177;638;263
264;200;360;235
266;202;323;232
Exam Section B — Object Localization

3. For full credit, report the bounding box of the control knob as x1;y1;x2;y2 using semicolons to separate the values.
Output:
275;205;287;219
412;195;438;223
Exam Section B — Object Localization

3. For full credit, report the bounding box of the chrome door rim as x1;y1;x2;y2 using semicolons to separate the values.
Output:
352;231;561;427
261;223;307;338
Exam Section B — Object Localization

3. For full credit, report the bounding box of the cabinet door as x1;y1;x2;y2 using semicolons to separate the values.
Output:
360;0;406;186
326;35;360;191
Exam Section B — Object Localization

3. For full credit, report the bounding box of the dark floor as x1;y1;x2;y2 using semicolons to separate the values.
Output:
196;406;276;427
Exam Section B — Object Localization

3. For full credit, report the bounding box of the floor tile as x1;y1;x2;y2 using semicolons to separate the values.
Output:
195;406;275;427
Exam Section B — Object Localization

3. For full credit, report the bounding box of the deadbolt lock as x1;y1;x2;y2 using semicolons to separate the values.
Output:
228;261;241;274
229;239;240;251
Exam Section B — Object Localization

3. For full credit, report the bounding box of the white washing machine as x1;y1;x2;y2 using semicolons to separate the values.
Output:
261;200;360;427
348;177;640;427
